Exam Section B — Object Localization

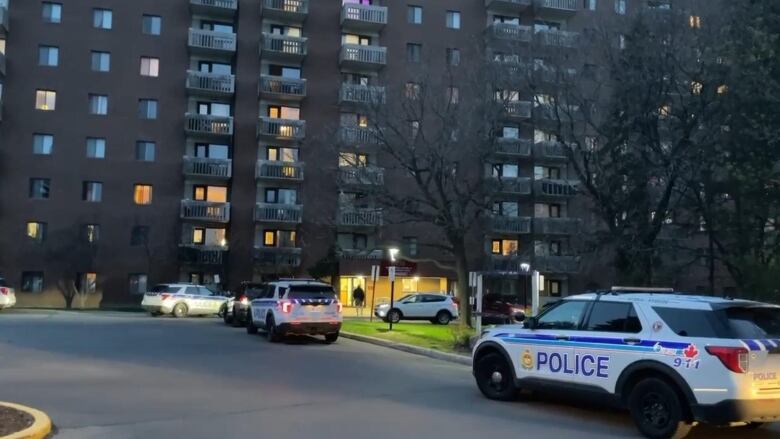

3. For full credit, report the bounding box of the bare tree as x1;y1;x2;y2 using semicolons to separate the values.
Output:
44;225;99;309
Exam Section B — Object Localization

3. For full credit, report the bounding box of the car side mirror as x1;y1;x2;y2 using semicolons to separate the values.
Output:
524;316;537;329
513;312;525;323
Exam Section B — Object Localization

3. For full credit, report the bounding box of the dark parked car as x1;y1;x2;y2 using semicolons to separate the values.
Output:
221;282;266;327
481;293;526;325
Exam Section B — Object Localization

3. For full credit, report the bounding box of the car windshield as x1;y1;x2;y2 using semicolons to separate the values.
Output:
396;294;413;302
286;285;337;299
0;278;6;287
150;284;171;293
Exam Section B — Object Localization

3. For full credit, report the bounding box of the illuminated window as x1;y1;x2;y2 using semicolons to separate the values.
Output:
689;15;701;28
491;240;518;255
27;222;47;242
717;85;728;94
691;81;702;95
193;228;205;244
140;57;159;77
405;82;421;100
358;114;368;127
78;273;97;294
133;184;153;205
84;224;100;243
658;104;671;118
35;90;56;111
263;230;276;246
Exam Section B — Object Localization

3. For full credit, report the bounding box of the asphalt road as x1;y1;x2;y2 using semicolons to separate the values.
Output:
0;310;778;439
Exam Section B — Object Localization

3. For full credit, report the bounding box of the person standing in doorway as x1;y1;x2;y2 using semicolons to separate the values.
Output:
352;285;365;317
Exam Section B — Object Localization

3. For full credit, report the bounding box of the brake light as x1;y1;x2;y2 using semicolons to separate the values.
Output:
160;294;171;301
239;295;248;305
0;288;7;296
706;346;749;373
336;302;343;313
280;300;293;313
453;301;459;311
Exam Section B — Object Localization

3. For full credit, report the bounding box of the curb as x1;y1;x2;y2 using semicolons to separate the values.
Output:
0;402;52;439
341;332;472;366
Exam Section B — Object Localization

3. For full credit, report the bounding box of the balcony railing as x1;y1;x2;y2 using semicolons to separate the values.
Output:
339;44;387;70
183;157;232;179
340;3;388;31
338;248;384;260
490;177;532;195
186;70;235;95
338;166;384;186
185;113;234;137
254;203;303;224
260;33;307;59
189;0;237;16
188;29;237;53
488;254;530;272
489;23;533;43
505;101;533;119
536;30;578;48
180;200;231;223
534;218;580;235
534;0;578;14
257;117;306;140
491;216;532;234
495;138;532;157
485;0;532;12
535;141;568;159
534;179;578;197
534;255;580;273
339;84;386;106
262;0;308;21
179;245;227;265
259;75;307;100
338;207;383;227
254;246;302;267
255;160;304;181
339;126;381;145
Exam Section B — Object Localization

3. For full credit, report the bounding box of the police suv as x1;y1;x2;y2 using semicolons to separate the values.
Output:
472;288;780;439
246;279;342;343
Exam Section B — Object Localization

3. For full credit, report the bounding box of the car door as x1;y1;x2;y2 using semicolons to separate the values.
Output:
422;294;446;318
184;286;201;313
198;287;222;314
398;294;424;317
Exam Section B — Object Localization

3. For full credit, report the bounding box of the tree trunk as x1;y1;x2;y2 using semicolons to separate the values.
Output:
453;244;471;328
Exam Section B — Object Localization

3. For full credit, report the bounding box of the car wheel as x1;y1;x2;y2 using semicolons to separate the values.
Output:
246;312;258;334
387;309;402;324
266;316;282;343
222;306;233;325
324;332;339;344
474;352;517;401
436;310;452;325
628;377;693;439
231;306;242;327
172;303;188;318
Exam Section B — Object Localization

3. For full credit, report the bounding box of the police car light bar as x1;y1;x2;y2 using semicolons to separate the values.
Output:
610;286;674;293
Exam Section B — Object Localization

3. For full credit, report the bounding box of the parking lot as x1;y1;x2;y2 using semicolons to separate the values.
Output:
0;310;778;438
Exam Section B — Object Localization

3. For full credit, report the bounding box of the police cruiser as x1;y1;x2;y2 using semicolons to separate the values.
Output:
472;288;780;439
246;279;342;343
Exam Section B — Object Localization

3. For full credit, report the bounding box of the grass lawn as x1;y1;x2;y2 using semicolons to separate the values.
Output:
341;320;475;353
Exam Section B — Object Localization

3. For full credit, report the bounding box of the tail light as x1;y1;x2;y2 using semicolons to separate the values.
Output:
453;301;459;311
160;293;171;301
336;302;343;313
239;295;248;305
280;300;293;313
0;288;7;296
706;346;749;373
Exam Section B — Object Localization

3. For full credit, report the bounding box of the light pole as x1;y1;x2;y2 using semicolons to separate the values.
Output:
388;247;399;330
519;263;530;311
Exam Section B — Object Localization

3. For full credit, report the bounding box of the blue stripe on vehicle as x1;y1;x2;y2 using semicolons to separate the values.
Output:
496;335;690;352
761;339;776;349
742;339;762;351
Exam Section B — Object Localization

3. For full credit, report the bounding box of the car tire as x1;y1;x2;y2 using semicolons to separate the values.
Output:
222;306;233;325
231;306;242;327
172;303;188;318
324;332;339;344
246;313;259;334
387;309;402;324
436;310;452;325
474;352;517;401
628;377;693;439
266;316;282;343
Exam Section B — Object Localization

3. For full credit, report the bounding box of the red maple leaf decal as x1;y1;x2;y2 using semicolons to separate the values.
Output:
683;344;699;359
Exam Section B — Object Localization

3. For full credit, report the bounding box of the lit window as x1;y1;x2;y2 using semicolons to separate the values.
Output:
263;231;276;247
91;51;110;72
35;90;56;111
142;15;162;35
446;11;461;29
33;134;54;155
89;94;108;115
21;272;44;293
691;81;702;95
133;184;153;205
658;104;671;118
38;46;59;67
93;9;112;30
42;2;62;24
86;137;106;159
78;273;97;294
491;240;501;254
129;274;148;295
614;0;626;15
193;228;205;244
140;57;160;77
689;15;701;28
717;85;728;94
82;181;103;202
84;224;100;243
27;222;47;242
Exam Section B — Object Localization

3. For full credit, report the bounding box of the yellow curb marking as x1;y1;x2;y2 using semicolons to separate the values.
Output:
0;402;52;439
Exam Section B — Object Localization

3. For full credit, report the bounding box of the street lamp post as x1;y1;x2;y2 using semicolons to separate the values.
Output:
388;248;399;331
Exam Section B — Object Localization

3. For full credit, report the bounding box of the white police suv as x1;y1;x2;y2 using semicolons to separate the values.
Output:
246;279;342;343
472;288;780;439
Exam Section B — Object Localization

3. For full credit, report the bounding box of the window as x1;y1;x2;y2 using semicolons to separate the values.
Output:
135;141;156;161
446;87;459;105
35;90;56;111
403;237;418;257
91;51;110;72
130;226;149;246
410;120;420;139
142;15;162;35
93;9;112;29
29;178;51;199
535;300;589;330
406;43;421;63
545;279;562;297
689;15;701;29
21;272;44;293
262;230;296;247
38;46;59;66
89;94;108;115
84;224;100;243
42;2;62;23
129;274;148;295
491;239;518;256
27;222;47;242
446;11;461;29
446;48;460;66
138;99;158;119
133;184;153;205
584;302;641;333
86;138;106;159
140;57;160;77
33;134;54;155
194;185;228;202
82;181;102;202
584;0;597;10
405;82;421;100
407;5;422;24
77;273;97;294
618;34;626;49
614;0;626;14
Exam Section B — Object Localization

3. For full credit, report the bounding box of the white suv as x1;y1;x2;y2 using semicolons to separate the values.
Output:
374;293;459;325
0;277;16;310
472;290;780;438
246;279;342;343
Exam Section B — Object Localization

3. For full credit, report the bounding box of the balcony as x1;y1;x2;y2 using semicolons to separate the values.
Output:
260;33;307;63
340;3;387;32
491;216;532;234
485;0;532;13
186;70;235;97
490;177;532;195
183;157;232;179
189;0;237;17
188;29;237;55
257;117;306;141
534;255;580;273
535;140;568;160
178;245;227;265
504;101;533;119
534;218;579;235
0;5;7;35
254;203;303;224
489;23;533;44
339;126;381;146
338;248;384;260
339;84;386;106
339;44;387;71
488;254;529;272
535;30;578;48
255;160;304;181
338;207;383;227
259;75;307;101
534;179;578;197
495;138;532;157
533;66;577;84
185;113;234;138
254;246;302;268
262;0;308;23
180;200;231;223
534;0;578;18
338;166;384;186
